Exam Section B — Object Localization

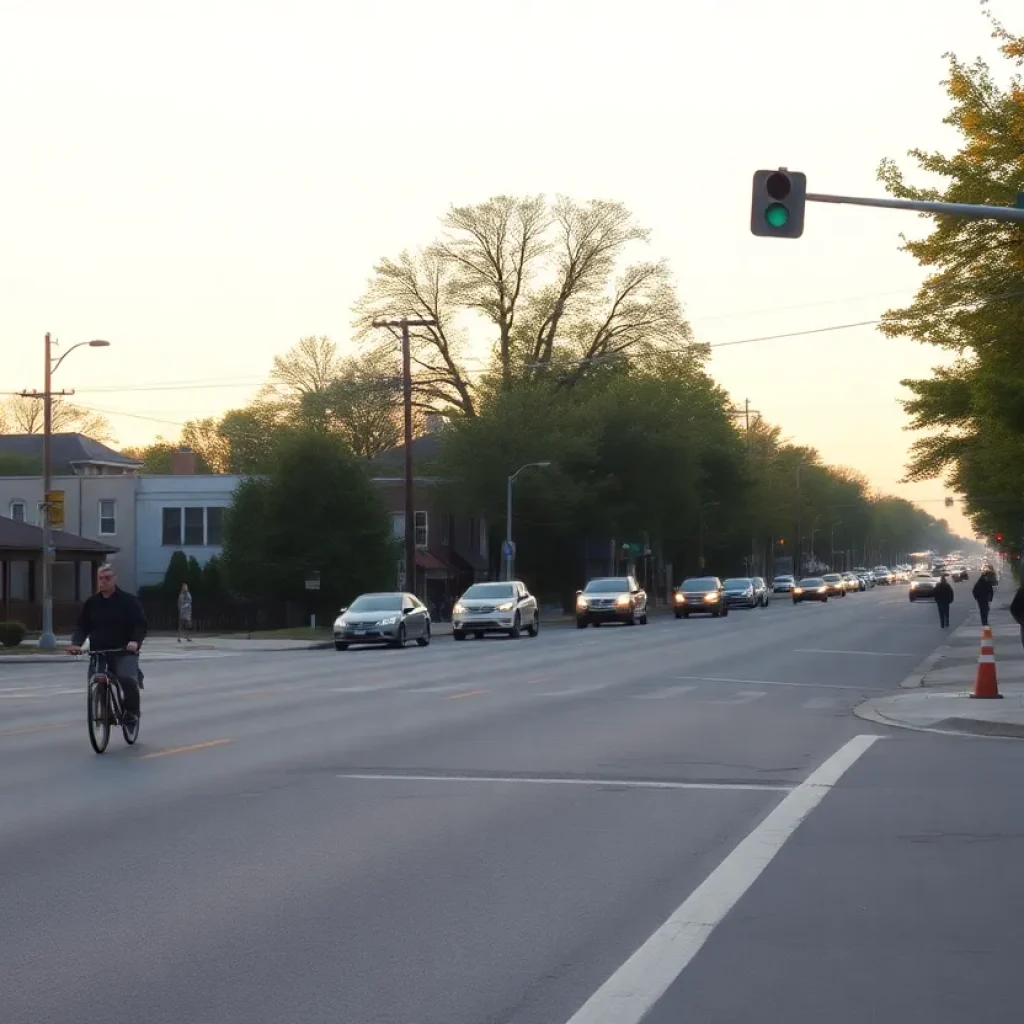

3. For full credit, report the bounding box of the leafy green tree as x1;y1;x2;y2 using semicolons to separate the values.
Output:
161;550;190;598
221;432;396;606
877;7;1024;550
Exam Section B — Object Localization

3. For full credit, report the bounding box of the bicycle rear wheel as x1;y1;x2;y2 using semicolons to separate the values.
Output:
87;677;110;754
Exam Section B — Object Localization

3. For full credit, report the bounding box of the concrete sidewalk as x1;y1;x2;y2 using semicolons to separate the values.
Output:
857;607;1024;738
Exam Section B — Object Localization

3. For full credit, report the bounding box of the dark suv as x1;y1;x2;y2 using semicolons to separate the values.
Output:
673;577;728;618
576;576;648;628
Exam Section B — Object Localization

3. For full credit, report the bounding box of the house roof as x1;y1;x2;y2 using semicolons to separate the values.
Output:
0;517;119;556
0;433;141;472
370;432;442;471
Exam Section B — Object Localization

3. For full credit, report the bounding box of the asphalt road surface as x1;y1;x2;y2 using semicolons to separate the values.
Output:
3;581;1019;1023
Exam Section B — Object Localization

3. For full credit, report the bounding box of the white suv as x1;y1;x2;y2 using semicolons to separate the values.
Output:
453;580;539;640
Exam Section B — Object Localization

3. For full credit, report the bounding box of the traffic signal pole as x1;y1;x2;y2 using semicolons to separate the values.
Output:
805;191;1024;225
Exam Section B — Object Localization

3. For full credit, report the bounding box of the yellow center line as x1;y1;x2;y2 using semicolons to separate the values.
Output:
141;738;232;760
444;689;487;700
0;721;75;738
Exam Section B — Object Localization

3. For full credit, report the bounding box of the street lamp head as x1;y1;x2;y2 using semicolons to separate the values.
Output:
535;461;552;468
88;340;110;347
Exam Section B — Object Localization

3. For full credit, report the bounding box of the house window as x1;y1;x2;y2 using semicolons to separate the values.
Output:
206;506;224;546
162;507;182;546
98;499;116;536
9;501;26;523
441;512;452;547
391;513;405;540
183;507;205;546
414;511;428;548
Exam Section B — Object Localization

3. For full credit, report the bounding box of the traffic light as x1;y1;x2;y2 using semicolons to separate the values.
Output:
777;538;786;546
751;169;807;238
996;532;1004;543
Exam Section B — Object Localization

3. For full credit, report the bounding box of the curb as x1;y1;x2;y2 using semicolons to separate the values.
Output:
854;695;1024;740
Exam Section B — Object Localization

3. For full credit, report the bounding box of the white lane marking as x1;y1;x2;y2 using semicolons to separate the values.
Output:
672;675;884;692
708;690;766;705
633;686;697;700
407;684;477;694
334;772;792;792
794;649;916;657
801;695;840;709
562;734;881;1024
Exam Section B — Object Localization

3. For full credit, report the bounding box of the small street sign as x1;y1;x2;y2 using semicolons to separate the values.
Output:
304;570;321;591
45;490;64;529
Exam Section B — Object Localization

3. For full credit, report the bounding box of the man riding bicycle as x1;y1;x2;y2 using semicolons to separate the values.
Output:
68;563;147;729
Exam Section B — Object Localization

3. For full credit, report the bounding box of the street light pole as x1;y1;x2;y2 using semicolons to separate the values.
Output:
699;501;720;569
505;461;551;580
371;318;437;596
830;520;843;569
24;335;110;649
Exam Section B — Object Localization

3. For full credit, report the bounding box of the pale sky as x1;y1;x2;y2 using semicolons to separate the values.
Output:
1;0;1006;538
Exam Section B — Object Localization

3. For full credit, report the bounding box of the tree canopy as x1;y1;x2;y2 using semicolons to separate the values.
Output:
220;431;395;608
877;5;1024;553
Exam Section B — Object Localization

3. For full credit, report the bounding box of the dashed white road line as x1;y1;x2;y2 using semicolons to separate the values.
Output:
671;675;884;692
707;689;767;705
794;648;916;657
561;734;882;1024
632;686;697;700
334;772;792;793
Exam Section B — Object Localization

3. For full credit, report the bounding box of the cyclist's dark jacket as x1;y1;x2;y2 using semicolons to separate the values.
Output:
71;588;147;651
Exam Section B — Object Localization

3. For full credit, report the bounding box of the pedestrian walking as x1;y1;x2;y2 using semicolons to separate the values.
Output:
177;582;193;642
933;573;954;628
1010;584;1024;651
972;572;994;626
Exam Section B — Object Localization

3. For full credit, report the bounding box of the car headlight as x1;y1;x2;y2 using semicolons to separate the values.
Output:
818;587;827;594
744;588;753;596
615;595;631;607
703;592;717;602
674;592;686;603
496;601;515;612
378;616;398;626
793;587;803;594
334;617;347;628
910;582;918;589
576;597;588;609
453;602;466;615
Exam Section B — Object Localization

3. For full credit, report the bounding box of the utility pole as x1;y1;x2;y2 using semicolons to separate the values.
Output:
20;333;110;649
371;317;437;597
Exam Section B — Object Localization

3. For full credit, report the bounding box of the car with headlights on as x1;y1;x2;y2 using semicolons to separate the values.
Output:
873;566;894;585
842;571;863;592
792;577;829;603
908;572;940;601
821;573;847;597
673;576;728;618
334;592;431;650
452;580;539;640
576;576;648;628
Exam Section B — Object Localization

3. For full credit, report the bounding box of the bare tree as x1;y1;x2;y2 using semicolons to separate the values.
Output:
265;336;341;400
0;394;114;442
353;195;692;415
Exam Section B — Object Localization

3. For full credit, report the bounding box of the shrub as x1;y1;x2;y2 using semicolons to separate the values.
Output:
0;621;27;648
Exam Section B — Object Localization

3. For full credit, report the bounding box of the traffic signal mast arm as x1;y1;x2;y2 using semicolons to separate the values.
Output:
806;190;1024;225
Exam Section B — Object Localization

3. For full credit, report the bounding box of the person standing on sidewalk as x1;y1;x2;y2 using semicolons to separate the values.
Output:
972;571;995;626
177;582;193;643
1010;583;1024;650
933;573;954;628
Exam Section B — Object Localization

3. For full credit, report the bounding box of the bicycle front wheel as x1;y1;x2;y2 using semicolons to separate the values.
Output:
87;677;111;754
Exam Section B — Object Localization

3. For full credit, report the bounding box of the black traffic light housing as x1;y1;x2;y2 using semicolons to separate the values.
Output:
751;169;807;238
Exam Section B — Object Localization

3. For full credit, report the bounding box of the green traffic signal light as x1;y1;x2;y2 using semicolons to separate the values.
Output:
751;169;807;238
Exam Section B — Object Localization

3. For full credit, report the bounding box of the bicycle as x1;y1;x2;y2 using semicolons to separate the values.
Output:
81;649;140;754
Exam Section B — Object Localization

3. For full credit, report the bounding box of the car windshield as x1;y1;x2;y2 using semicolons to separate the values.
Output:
723;578;752;588
462;584;515;600
585;578;631;593
774;575;793;582
799;578;824;587
681;578;718;592
823;574;842;582
348;594;403;612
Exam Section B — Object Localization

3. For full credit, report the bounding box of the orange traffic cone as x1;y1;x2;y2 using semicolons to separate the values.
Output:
971;627;1003;699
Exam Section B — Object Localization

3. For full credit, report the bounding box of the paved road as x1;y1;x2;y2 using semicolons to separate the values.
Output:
3;582;1014;1023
